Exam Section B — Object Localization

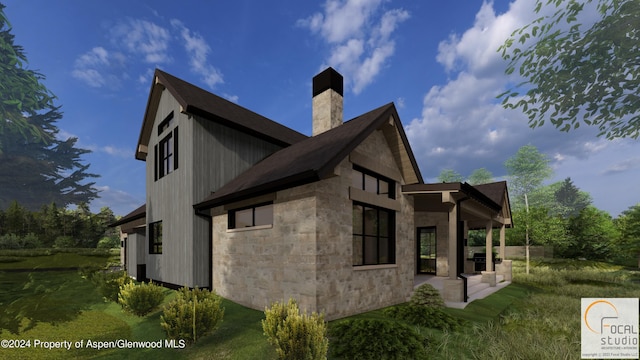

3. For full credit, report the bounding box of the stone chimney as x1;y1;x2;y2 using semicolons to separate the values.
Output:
312;67;343;136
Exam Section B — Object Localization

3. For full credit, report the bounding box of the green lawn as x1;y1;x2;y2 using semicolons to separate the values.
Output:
2;254;639;359
0;248;116;270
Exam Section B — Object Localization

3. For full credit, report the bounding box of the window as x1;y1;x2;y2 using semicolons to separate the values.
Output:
159;132;173;176
417;227;436;274
158;112;174;135
155;126;179;180
229;203;273;229
149;221;162;254
352;203;395;265
351;166;394;198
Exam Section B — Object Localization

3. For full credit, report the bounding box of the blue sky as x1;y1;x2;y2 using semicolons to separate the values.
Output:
3;0;639;217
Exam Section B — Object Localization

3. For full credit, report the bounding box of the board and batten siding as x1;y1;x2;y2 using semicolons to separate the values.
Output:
145;87;287;288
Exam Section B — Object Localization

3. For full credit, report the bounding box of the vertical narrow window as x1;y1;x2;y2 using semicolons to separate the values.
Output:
157;128;178;179
149;221;163;254
155;111;178;180
173;126;179;170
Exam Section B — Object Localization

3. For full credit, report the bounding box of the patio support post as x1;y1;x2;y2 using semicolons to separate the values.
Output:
442;193;464;302
485;221;492;272
448;201;458;280
499;223;506;260
481;220;497;287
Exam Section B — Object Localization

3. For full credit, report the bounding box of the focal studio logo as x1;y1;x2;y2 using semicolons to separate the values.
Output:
584;299;621;334
581;298;639;359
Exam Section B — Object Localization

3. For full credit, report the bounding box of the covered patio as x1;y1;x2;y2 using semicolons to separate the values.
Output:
403;181;513;303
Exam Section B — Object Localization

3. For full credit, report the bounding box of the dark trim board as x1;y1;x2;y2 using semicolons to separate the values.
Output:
144;277;211;291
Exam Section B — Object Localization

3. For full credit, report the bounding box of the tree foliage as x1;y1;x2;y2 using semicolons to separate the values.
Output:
437;168;463;183
0;201;118;248
467;167;494;185
0;3;54;150
563;206;619;259
613;204;640;266
498;0;640;139
554;177;592;218
504;144;553;207
0;3;99;210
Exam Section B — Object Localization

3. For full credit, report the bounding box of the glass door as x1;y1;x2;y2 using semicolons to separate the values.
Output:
417;227;436;274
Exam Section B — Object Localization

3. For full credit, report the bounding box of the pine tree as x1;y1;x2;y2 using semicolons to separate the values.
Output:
0;3;99;210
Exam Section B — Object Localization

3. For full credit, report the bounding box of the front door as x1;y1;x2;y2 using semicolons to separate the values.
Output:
417;227;436;274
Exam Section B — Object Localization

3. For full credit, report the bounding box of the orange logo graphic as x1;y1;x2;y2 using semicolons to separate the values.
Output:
584;299;619;334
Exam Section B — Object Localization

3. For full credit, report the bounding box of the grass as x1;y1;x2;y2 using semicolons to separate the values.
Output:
0;248;117;270
2;252;640;359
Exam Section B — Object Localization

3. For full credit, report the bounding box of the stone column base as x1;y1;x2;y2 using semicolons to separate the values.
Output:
443;279;464;302
495;260;512;281
481;271;497;287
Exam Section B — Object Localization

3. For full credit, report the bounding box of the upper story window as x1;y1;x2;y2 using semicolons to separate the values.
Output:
159;132;174;177
158;112;174;135
154;113;178;181
149;221;163;254
228;203;273;229
351;166;395;199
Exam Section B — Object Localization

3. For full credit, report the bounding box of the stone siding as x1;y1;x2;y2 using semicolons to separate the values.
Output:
415;212;449;276
211;129;415;320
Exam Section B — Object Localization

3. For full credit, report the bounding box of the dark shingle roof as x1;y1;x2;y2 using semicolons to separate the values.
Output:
136;70;307;159
195;102;411;209
473;181;508;208
109;204;146;227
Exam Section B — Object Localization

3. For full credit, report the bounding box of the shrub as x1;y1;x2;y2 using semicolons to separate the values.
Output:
411;283;445;308
21;233;42;249
384;304;464;331
118;281;165;316
0;233;21;249
161;287;224;344
262;298;328;360
329;318;427;360
97;236;119;249
91;270;132;303
54;235;76;248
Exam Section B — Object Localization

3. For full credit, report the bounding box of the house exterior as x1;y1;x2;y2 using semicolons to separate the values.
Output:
112;68;512;320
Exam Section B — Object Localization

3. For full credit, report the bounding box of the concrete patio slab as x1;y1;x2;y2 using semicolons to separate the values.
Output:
414;274;511;309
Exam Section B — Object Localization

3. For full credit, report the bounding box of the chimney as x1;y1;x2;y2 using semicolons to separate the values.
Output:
312;67;343;136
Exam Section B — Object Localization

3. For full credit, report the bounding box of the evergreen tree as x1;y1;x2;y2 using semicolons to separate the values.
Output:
554;177;592;218
0;3;99;210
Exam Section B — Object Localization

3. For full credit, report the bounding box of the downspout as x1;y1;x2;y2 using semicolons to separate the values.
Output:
195;209;213;290
457;197;469;302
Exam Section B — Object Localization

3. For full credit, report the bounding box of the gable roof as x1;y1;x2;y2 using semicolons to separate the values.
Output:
473;181;508;207
135;69;307;160
195;102;423;210
474;180;513;226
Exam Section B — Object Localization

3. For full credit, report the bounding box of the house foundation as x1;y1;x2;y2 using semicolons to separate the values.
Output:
443;279;465;302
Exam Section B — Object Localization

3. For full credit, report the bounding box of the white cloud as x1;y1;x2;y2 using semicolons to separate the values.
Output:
73;17;224;91
404;0;618;181
111;19;172;64
102;145;131;158
299;0;409;94
171;19;224;89
223;94;239;103
603;157;640;175
299;0;383;43
72;47;124;88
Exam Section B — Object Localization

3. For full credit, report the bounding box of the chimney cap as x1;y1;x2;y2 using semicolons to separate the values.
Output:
312;67;343;97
